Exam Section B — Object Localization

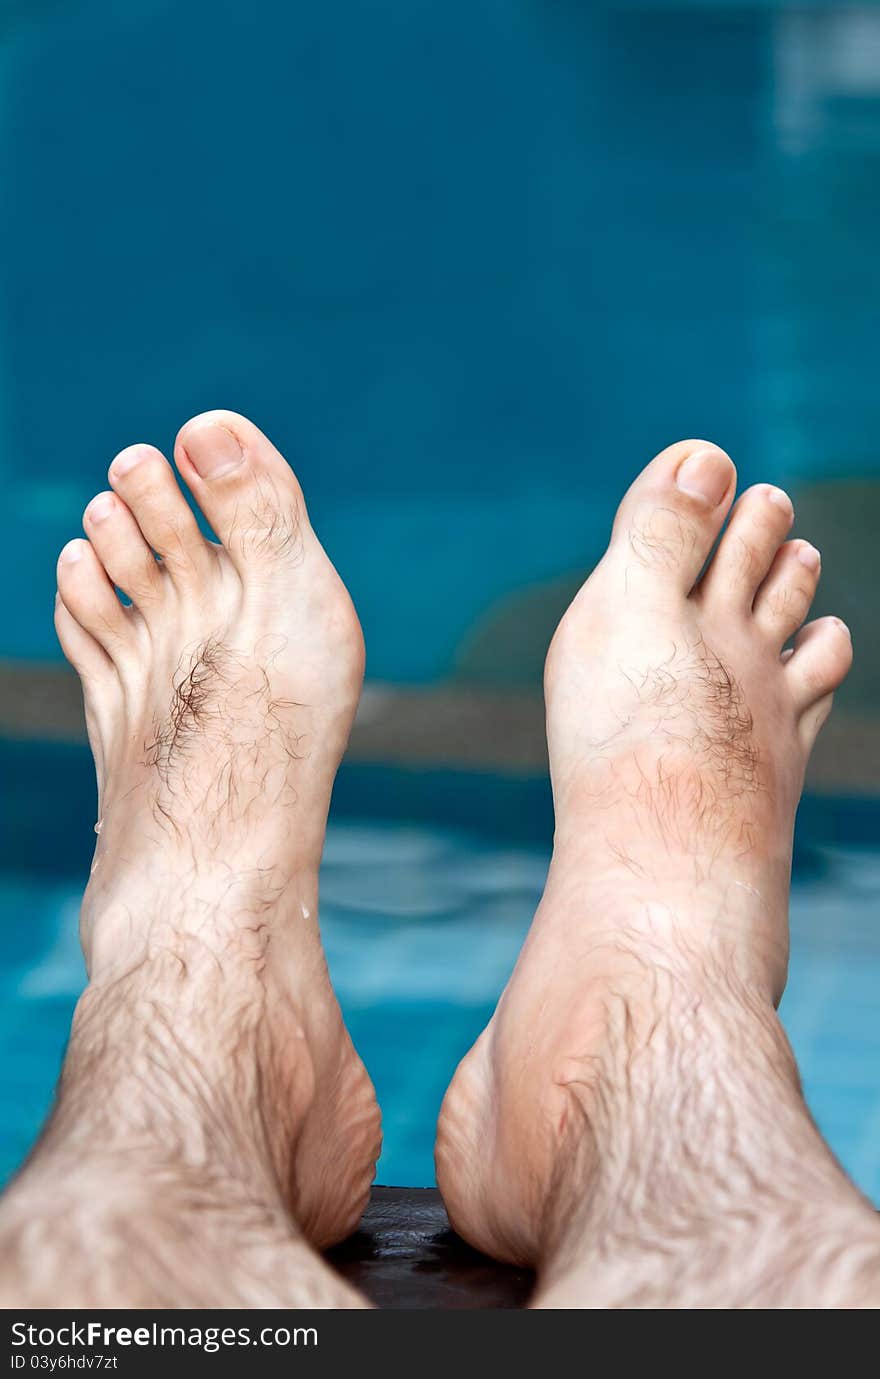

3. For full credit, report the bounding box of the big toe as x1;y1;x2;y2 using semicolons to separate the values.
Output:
174;411;309;568
608;440;736;593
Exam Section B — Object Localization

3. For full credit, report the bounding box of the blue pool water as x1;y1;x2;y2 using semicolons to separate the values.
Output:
1;2;879;691
2;801;879;1198
0;0;878;1213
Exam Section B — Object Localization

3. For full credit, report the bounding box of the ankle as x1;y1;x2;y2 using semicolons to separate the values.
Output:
48;962;315;1201
540;972;867;1266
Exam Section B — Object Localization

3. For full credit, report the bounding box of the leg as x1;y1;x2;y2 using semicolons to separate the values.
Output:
0;412;380;1307
437;440;880;1308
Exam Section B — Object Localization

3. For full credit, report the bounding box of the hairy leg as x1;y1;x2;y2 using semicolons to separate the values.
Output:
0;967;367;1307
437;440;880;1308
530;949;880;1308
0;412;379;1307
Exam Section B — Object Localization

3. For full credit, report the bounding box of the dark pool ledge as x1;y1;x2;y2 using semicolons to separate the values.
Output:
326;1188;533;1310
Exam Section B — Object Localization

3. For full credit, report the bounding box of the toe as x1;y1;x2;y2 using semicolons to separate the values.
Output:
697;484;794;610
108;444;213;585
752;540;821;647
54;592;112;681
56;540;133;658
174;410;309;568
786;616;853;722
83;491;163;610
610;439;736;593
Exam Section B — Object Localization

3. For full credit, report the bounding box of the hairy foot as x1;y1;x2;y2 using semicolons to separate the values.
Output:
50;411;380;1251
435;441;874;1305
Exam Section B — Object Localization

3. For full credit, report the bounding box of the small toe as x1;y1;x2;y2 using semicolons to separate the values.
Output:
610;439;736;593
83;491;163;610
54;592;112;681
108;444;212;585
174;410;309;568
752;540;821;647
698;484;794;610
786;616;853;717
56;539;132;658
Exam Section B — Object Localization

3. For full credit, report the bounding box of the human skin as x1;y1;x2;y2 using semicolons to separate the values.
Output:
0;412;379;1306
436;440;880;1308
1;425;876;1309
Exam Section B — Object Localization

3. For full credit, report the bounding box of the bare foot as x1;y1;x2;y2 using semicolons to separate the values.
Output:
435;441;875;1305
49;410;380;1250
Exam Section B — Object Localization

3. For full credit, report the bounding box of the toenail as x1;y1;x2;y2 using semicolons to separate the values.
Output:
110;445;150;478
833;617;851;638
766;486;793;516
797;543;820;571
59;540;85;564
181;423;245;480
675;448;732;506
86;493;116;523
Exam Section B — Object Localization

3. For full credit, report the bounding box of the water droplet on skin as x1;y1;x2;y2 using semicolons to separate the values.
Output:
734;880;763;902
94;818;104;835
301;904;310;920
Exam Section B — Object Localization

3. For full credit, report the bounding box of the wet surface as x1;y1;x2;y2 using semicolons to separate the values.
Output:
327;1188;533;1310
